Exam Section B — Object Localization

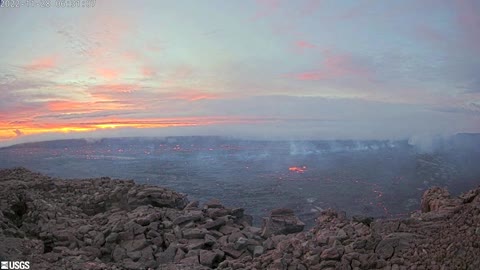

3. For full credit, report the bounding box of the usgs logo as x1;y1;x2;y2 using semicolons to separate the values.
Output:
0;261;30;270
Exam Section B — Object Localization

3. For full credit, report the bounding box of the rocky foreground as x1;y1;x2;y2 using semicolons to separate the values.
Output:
0;168;479;270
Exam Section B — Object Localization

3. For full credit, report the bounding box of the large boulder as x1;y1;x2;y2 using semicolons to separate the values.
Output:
261;208;305;238
421;187;450;212
127;186;188;210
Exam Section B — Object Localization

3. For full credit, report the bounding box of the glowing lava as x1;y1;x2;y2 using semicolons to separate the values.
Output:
289;166;307;173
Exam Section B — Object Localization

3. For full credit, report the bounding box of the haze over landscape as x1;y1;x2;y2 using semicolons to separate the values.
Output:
1;0;480;146
2;1;480;269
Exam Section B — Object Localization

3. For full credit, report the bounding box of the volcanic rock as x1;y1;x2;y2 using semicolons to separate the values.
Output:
1;168;480;270
260;208;305;237
199;249;224;267
421;186;459;212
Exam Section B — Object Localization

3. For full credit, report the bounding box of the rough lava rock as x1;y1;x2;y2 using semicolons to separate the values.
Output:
260;208;305;238
1;167;480;270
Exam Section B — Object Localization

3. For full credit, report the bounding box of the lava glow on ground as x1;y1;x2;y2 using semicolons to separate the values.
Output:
289;166;307;173
4;137;479;224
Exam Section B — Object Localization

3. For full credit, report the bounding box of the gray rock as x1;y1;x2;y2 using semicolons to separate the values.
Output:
336;229;348;241
138;246;156;268
261;208;305;237
185;200;200;209
123;259;142;270
173;212;203;225
105;232;118;243
127;250;142;260
112;245;127;262
151;235;164;247
375;233;413;259
234;237;248;250
179;254;200;265
93;232;105;247
146;229;160;239
187;239;205;250
204;234;217;246
253;245;264;257
203;198;224;209
199;249;223;267
183;228;207;239
219;225;240;235
163;232;176;246
321;247;342;260
156;244;177;264
203;218;226;230
127;186;188;210
80;246;101;259
121;236;148;252
222;246;244;259
174;248;186;262
206;208;231;219
78;225;93;235
135;216;151;226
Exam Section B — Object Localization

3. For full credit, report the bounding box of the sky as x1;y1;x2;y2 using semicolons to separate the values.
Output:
0;0;479;146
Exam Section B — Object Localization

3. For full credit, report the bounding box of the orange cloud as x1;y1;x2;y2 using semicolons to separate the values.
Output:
47;99;134;113
87;84;138;102
47;100;91;112
0;116;269;142
24;56;57;71
170;90;220;101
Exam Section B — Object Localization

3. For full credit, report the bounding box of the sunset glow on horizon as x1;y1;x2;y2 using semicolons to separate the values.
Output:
1;0;480;146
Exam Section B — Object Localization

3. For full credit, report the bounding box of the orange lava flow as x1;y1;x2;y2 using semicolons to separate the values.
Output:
289;166;307;173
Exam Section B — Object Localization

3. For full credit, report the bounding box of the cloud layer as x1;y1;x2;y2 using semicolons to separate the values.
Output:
0;0;479;146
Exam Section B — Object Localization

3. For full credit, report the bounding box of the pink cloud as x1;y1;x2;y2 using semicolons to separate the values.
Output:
296;41;316;49
415;24;445;43
270;21;303;38
46;99;135;115
87;84;140;102
294;72;331;81
142;66;156;77
453;0;480;52
299;0;323;16
147;43;163;52
337;3;368;20
96;68;120;80
293;40;316;53
86;13;133;59
90;83;137;94
163;66;194;85
122;51;142;61
288;51;373;81
252;0;281;20
24;56;57;71
168;89;220;101
47;100;91;112
172;66;193;79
